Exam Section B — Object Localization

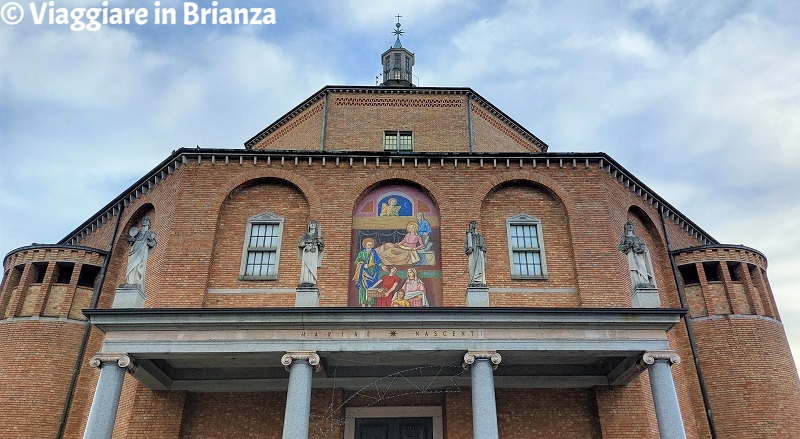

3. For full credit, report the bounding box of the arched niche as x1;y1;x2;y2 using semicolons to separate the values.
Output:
208;178;310;292
349;181;441;307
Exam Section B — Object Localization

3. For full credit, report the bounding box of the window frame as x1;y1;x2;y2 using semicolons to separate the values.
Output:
239;211;284;280
506;214;548;279
384;130;413;151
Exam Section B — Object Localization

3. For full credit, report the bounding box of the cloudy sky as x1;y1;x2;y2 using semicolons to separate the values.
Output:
1;0;798;364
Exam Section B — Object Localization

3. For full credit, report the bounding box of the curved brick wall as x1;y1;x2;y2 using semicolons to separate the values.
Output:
674;245;800;437
691;316;800;437
0;320;85;437
0;245;105;437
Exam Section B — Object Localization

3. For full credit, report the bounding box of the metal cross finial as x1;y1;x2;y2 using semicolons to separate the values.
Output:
392;15;404;38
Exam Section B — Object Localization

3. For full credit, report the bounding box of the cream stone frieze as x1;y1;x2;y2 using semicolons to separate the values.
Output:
89;353;137;373
641;350;681;366
463;350;502;370
281;351;322;372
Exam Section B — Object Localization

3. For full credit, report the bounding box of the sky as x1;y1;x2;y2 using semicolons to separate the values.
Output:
1;0;798;365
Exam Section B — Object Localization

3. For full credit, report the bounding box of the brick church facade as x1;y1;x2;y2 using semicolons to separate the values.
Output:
2;25;799;439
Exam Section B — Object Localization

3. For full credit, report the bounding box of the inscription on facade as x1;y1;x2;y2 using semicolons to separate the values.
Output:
299;329;486;339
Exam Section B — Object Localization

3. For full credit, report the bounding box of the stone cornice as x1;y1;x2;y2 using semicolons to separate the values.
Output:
84;307;684;333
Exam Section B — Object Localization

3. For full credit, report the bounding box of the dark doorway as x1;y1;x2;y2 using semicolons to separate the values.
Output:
355;417;433;439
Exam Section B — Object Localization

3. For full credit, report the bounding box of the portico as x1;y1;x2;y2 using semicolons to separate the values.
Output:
83;307;687;439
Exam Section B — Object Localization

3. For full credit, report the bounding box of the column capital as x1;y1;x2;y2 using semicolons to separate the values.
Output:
463;350;502;370
642;350;681;366
89;353;136;372
281;351;322;372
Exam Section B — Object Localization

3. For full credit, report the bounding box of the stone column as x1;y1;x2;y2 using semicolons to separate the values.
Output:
83;354;135;439
281;351;321;439
463;351;502;439
643;351;686;439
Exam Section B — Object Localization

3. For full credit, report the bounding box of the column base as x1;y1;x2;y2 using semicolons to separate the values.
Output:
295;286;319;307
632;286;660;308
466;286;490;307
112;284;145;308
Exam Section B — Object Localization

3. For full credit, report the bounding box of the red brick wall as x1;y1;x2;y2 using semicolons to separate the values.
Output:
471;104;539;153
0;320;85;438
5;147;796;439
252;102;324;151
324;93;470;153
179;390;341;438
692;316;800;438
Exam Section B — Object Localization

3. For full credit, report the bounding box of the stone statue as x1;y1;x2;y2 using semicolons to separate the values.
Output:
618;221;655;289
464;221;487;286
124;216;157;286
298;220;324;287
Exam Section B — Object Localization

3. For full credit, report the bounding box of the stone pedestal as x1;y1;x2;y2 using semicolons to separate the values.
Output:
295;285;319;307
465;285;489;307
631;285;660;308
112;284;145;308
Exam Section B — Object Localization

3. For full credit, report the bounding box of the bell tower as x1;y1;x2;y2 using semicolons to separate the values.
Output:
381;15;415;87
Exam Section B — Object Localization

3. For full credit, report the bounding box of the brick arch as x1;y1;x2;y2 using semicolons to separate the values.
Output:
113;203;156;260
214;169;321;218
626;205;665;247
347;169;445;215
475;171;574;219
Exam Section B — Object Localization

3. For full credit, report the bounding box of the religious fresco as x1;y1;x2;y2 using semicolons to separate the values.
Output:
350;184;441;307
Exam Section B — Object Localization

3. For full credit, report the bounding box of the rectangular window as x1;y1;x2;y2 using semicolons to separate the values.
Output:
32;262;48;284
384;131;413;151
77;264;102;288
55;262;74;284
506;215;547;279
240;212;284;279
394;53;401;68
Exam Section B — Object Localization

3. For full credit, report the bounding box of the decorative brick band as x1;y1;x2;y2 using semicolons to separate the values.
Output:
473;105;535;151
256;103;324;149
333;97;463;108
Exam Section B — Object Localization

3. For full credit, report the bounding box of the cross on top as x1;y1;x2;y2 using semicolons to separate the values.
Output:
392;14;404;37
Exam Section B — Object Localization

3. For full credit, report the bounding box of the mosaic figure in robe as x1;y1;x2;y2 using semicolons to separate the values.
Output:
375;221;425;265
353;238;384;306
393;268;429;307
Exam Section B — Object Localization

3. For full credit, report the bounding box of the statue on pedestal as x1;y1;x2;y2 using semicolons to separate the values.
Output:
124;216;157;286
618;221;655;289
464;221;487;287
298;220;324;287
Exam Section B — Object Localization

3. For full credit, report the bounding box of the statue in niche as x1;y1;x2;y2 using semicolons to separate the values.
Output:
124;216;157;286
618;221;655;289
464;221;487;287
298;220;324;287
